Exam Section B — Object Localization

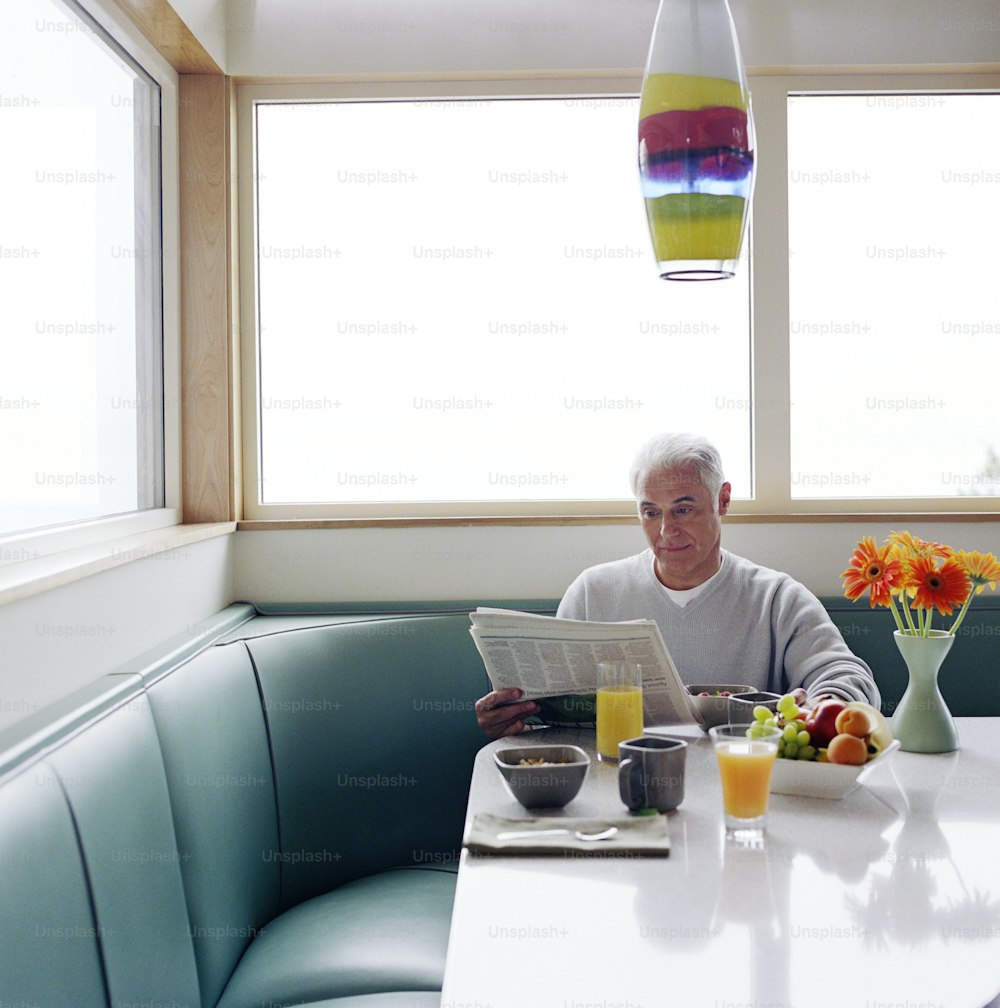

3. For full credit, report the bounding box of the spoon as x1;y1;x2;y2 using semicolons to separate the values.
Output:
496;826;619;841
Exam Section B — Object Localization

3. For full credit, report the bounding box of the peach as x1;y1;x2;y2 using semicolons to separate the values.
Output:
827;732;868;765
834;707;872;738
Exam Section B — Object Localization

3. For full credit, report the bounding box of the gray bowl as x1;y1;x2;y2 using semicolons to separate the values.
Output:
493;744;590;808
687;683;754;731
729;690;783;718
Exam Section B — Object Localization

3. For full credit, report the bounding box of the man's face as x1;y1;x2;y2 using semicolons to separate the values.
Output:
636;465;732;590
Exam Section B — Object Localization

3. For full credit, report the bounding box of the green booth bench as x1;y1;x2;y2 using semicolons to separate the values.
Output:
1;597;997;1008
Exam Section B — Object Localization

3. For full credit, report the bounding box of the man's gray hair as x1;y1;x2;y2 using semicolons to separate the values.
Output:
629;432;726;497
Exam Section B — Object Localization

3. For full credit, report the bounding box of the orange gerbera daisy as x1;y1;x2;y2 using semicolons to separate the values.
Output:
905;555;971;616
953;550;1000;595
842;536;902;608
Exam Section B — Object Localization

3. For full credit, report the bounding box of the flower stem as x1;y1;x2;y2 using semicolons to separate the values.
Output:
887;593;905;633
949;594;973;636
901;595;918;634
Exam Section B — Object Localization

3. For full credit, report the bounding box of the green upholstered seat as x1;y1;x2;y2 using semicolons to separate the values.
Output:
287;994;446;1008
0;605;476;1008
215;867;457;1008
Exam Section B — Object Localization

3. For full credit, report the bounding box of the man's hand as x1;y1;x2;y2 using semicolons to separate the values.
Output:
790;687;809;709
475;688;541;739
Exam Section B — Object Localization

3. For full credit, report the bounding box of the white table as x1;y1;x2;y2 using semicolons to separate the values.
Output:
442;718;1000;1008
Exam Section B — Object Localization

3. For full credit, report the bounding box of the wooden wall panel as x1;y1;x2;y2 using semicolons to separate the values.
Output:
179;74;239;523
108;0;221;73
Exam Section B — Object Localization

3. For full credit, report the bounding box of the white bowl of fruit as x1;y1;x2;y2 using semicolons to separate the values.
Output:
747;695;899;800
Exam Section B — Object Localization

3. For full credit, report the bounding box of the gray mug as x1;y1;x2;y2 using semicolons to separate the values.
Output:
618;736;687;812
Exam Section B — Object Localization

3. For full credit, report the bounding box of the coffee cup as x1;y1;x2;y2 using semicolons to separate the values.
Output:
618;735;687;812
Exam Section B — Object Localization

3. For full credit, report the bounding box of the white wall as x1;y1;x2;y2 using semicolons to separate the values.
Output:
223;0;1000;77
232;520;1000;604
0;535;233;732
170;0;228;68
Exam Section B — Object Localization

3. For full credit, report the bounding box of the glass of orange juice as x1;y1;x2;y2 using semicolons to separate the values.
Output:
595;662;644;762
709;724;781;836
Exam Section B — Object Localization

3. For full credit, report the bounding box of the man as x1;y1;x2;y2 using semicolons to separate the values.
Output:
476;432;880;739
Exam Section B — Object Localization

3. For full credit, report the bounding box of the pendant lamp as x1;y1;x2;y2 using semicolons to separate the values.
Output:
638;0;755;279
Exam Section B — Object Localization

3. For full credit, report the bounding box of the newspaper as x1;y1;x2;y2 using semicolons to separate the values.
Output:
469;608;699;726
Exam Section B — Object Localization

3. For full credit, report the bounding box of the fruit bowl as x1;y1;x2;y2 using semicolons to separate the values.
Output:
686;684;753;730
769;740;900;799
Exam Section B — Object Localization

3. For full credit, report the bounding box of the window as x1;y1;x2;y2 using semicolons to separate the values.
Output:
240;74;1000;519
0;0;165;540
788;91;1000;501
244;85;751;517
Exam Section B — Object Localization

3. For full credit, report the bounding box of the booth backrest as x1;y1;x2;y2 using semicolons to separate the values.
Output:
0;690;203;1008
1;762;111;1006
146;640;281;1007
220;612;494;907
0;603;494;1008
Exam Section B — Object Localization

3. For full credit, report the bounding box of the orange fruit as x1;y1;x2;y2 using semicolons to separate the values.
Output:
834;708;872;738
827;732;868;765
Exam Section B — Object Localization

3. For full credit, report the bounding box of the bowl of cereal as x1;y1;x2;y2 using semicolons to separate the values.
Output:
493;744;590;808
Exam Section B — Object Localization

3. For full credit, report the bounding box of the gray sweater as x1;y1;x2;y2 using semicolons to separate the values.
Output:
557;548;880;706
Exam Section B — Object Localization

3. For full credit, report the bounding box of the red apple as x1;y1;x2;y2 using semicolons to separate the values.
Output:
804;699;847;749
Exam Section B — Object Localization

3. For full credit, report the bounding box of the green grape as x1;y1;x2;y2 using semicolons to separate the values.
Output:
782;724;798;743
799;745;817;761
753;705;771;723
796;730;810;747
778;696;800;717
784;741;799;759
748;724;767;739
789;719;806;732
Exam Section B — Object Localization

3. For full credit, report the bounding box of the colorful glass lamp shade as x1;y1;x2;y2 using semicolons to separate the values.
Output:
639;0;755;279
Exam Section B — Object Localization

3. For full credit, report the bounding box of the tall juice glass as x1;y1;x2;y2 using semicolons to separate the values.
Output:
596;662;644;762
709;724;781;836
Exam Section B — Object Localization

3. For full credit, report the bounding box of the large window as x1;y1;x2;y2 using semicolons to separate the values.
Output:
0;0;164;540
249;92;751;516
240;75;1000;519
788;92;1000;501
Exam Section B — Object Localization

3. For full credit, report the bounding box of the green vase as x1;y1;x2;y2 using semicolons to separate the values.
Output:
891;630;958;753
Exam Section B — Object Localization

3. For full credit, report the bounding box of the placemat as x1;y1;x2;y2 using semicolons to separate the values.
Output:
465;812;670;856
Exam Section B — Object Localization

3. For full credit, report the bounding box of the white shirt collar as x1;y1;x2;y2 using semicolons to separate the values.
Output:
656;551;726;608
